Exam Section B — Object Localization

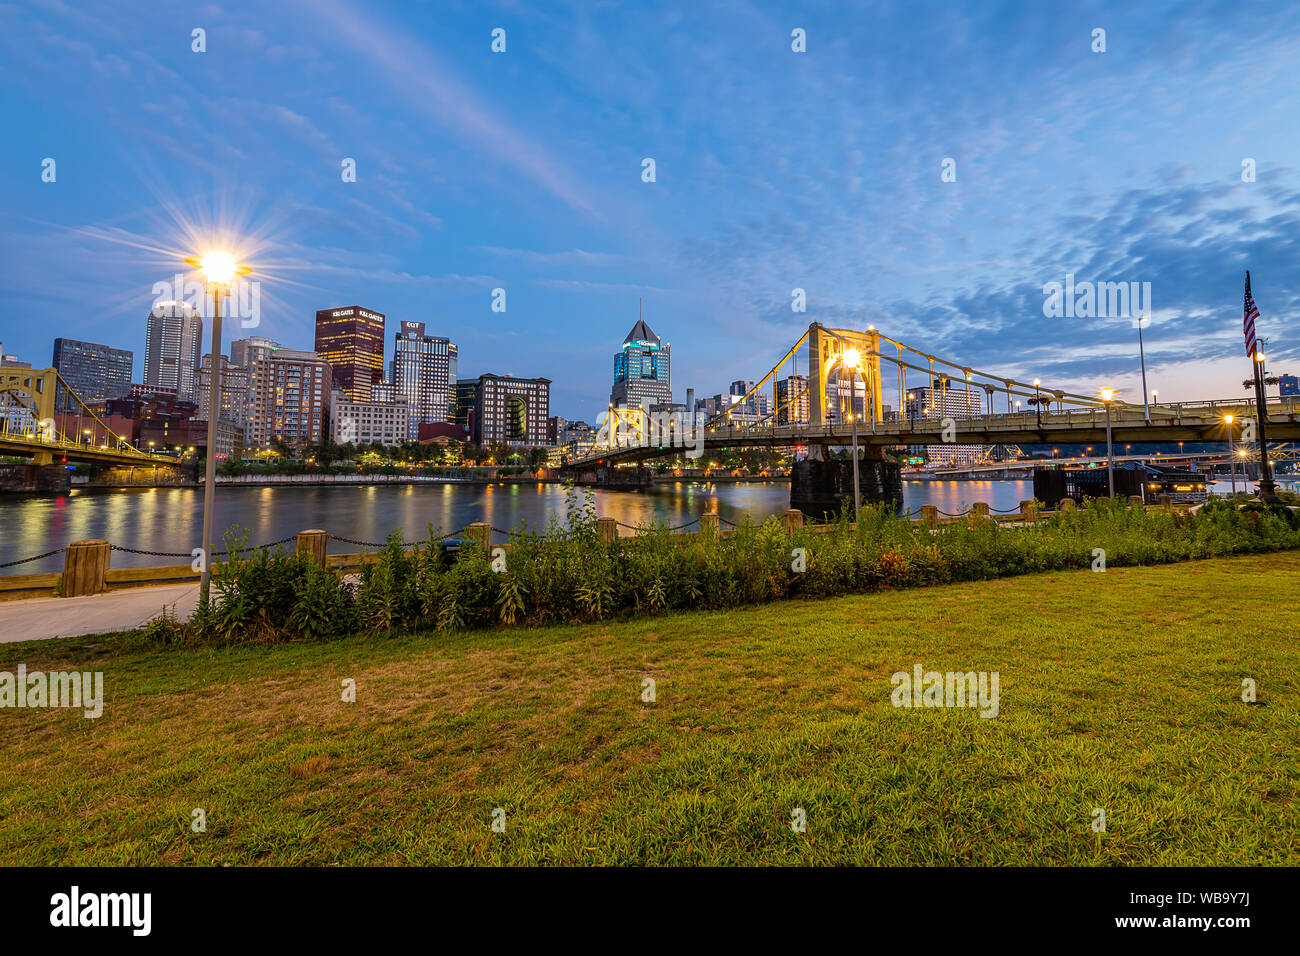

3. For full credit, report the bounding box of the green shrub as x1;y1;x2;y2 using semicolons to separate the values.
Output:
151;494;1300;648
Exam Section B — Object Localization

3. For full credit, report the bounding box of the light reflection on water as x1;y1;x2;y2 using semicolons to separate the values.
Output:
2;479;1037;572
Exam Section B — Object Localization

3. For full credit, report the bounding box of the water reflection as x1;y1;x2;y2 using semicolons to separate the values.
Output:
3;478;1036;572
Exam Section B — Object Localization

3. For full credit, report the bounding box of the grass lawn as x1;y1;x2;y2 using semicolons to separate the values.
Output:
1;550;1297;866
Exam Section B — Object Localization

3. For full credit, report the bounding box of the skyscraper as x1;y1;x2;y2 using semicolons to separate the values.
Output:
246;349;332;450
906;378;987;466
776;375;809;425
314;306;385;402
611;314;670;409
392;321;457;440
51;338;133;411
196;353;250;426
144;301;202;402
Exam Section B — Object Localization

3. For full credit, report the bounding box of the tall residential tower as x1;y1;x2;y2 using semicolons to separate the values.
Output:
144;301;203;402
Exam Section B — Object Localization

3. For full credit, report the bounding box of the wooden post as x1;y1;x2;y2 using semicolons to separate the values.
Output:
1157;494;1172;509
1019;499;1038;523
920;504;939;529
62;539;110;597
296;529;328;567
464;522;491;551
597;516;618;544
1128;495;1143;508
1059;497;1077;512
699;513;719;537
785;508;804;533
970;502;989;518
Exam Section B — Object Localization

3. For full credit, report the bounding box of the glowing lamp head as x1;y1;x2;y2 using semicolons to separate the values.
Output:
1224;414;1234;424
1100;388;1114;402
843;347;862;370
1033;378;1041;386
184;252;251;286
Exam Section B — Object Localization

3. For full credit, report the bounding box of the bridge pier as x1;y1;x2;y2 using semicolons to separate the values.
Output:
0;464;70;494
563;465;655;490
790;450;903;520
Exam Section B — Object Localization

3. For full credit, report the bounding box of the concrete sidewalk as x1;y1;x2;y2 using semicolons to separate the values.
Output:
0;584;200;644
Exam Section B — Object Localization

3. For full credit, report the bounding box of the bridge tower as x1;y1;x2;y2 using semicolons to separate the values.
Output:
797;323;900;517
807;322;884;427
0;367;58;465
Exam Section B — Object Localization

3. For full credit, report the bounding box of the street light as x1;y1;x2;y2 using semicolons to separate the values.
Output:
1224;414;1236;496
184;251;253;607
1032;377;1042;429
1135;316;1151;422
1100;388;1116;497
843;348;863;518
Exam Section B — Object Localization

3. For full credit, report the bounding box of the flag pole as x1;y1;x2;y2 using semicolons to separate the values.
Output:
1244;270;1280;504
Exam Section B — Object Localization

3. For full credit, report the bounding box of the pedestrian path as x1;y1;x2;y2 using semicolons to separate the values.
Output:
0;584;201;644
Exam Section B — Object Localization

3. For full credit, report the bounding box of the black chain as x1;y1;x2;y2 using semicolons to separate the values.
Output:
109;535;298;558
0;547;66;569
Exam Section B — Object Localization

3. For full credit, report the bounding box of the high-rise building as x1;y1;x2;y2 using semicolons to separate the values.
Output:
1280;374;1299;397
314;306;385;402
393;321;457;440
246;349;332;450
229;336;282;429
230;335;281;371
728;380;769;421
825;374;867;425
454;379;478;436
471;373;550;446
51;338;133;411
611;316;670;409
776;374;809;425
196;354;250;426
144;301;202;402
906;378;987;466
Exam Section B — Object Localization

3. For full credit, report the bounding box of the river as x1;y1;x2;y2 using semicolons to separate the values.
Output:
1;479;1048;573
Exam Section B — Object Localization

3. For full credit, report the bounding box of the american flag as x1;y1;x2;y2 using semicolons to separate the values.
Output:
1243;270;1260;358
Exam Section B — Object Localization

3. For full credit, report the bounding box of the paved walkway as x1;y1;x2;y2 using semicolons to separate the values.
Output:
0;584;201;644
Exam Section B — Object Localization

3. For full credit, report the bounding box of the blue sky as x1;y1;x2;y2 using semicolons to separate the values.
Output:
2;0;1299;421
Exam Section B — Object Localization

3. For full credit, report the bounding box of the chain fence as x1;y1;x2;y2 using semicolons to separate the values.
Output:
3;503;1052;571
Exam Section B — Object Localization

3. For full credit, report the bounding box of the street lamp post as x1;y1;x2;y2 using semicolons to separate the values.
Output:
185;252;252;607
1137;317;1150;422
843;347;863;518
1101;388;1115;497
1224;414;1235;496
1032;378;1042;429
1250;350;1281;502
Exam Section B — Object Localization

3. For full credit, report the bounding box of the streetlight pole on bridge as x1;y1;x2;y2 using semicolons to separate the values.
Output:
1101;388;1116;497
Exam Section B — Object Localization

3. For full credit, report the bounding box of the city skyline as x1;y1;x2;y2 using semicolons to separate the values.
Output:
4;1;1299;422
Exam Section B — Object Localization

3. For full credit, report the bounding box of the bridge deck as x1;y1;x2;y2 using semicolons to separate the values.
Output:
571;399;1300;468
